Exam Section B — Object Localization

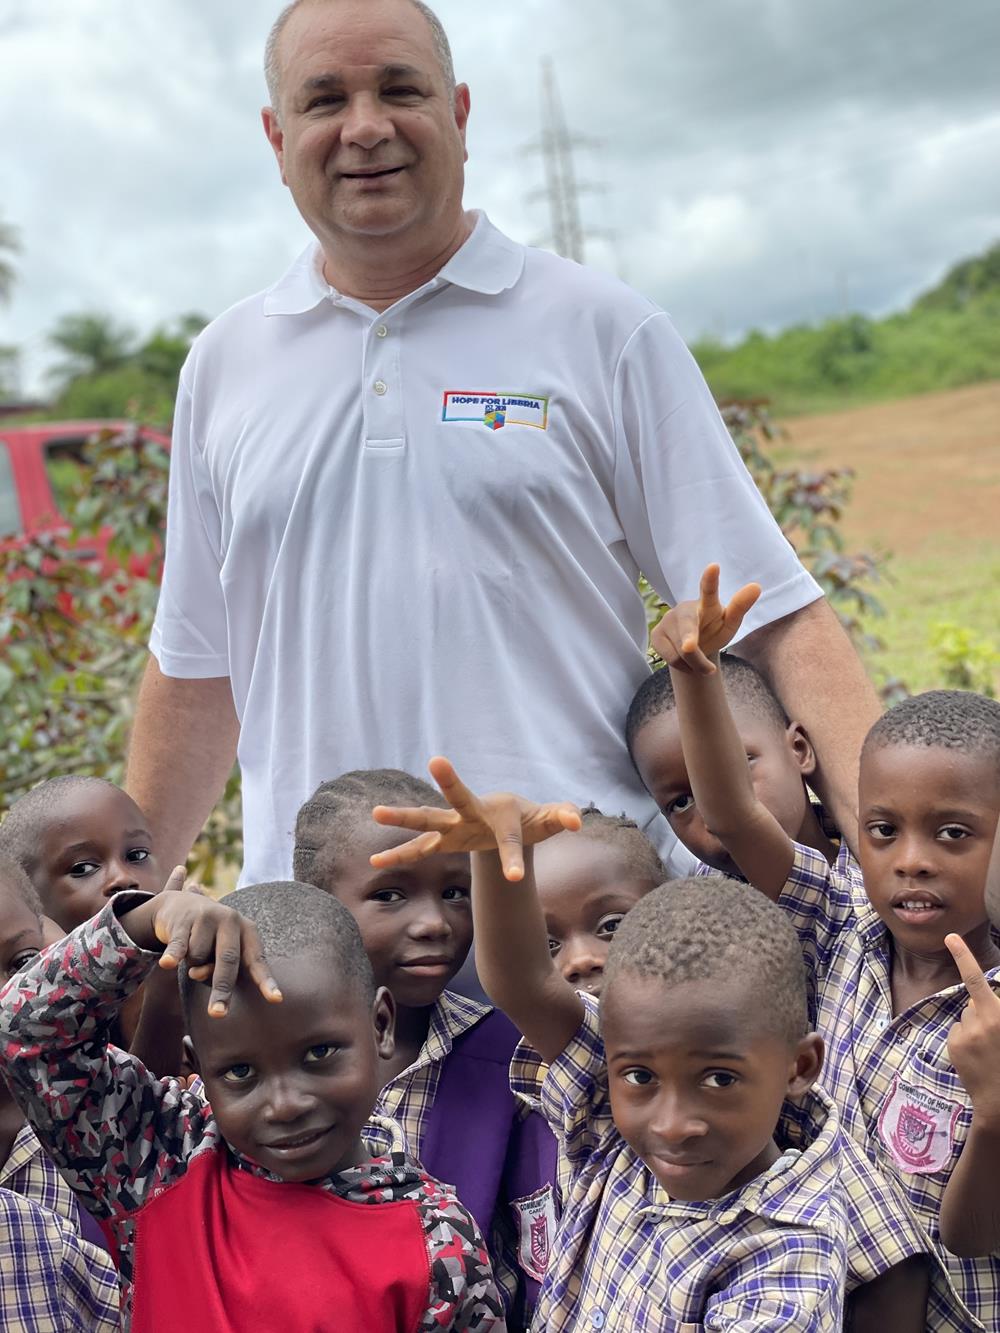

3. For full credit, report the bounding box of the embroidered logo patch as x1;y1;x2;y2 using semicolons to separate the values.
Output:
512;1184;556;1281
878;1072;962;1174
442;390;549;431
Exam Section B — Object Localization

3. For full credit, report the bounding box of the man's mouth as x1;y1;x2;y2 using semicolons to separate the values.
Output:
340;165;405;180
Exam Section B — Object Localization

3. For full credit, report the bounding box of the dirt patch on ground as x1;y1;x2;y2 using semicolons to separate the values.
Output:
778;381;1000;557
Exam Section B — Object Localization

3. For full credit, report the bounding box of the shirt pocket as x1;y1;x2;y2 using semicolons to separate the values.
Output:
876;1051;970;1178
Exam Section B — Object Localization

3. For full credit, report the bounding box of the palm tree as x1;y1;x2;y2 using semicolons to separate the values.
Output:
0;219;19;304
47;312;137;390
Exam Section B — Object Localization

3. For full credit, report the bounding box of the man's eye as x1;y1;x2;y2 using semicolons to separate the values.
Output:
384;86;420;97
221;1064;254;1084
127;848;151;864
621;1068;654;1087
596;914;625;939
304;1044;335;1063
307;95;342;110
666;795;694;817
68;861;100;878
702;1071;738;1089
7;949;40;978
442;885;470;901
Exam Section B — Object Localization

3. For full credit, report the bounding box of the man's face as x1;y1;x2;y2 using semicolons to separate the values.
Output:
330;825;473;1009
32;786;162;932
630;708;814;877
859;743;1000;954
602;973;819;1201
534;833;657;997
191;953;394;1183
262;0;470;251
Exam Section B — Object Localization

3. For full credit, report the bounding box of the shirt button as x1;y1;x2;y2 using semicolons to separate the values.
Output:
373;380;388;396
374;324;388;338
589;1312;605;1329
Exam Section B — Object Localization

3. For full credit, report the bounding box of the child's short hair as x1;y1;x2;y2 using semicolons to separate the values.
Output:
293;769;447;888
0;776;121;876
862;689;1000;766
603;876;809;1044
625;654;788;760
575;805;666;884
181;881;376;1026
0;853;44;921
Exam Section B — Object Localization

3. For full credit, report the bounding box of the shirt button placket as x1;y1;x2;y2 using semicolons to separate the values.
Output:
365;320;403;447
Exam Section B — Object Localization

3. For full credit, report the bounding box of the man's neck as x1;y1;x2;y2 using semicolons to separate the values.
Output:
320;212;475;312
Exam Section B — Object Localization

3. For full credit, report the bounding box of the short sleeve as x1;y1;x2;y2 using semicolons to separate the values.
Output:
611;312;822;638
150;366;230;677
510;995;616;1171
778;842;863;985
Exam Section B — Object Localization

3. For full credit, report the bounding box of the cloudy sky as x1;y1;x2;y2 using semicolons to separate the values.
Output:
3;0;999;391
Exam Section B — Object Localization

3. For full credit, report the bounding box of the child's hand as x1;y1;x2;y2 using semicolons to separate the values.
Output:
945;933;1000;1127
651;563;761;674
371;756;581;882
120;869;282;1017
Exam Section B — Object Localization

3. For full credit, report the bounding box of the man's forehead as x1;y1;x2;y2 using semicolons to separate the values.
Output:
280;0;439;74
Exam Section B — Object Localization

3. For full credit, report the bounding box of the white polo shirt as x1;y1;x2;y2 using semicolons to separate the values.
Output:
151;212;821;883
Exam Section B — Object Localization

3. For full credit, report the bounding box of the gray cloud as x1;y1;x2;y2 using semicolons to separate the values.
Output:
2;0;998;391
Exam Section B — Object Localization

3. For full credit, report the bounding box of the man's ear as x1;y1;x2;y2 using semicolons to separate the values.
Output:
453;83;471;160
373;986;396;1060
182;1034;200;1075
787;1032;823;1098
261;106;288;184
785;721;818;779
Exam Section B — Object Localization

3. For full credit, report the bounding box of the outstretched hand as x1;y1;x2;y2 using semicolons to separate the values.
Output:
651;563;761;674
945;933;1000;1127
371;757;581;882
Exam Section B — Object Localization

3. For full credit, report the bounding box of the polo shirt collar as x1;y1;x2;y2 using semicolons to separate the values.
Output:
263;210;524;317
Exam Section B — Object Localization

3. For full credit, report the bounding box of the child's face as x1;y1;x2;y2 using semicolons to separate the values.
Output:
32;785;162;932
601;972;819;1202
859;743;1000;952
630;708;814;875
190;953;394;1183
0;878;46;1115
327;826;473;1008
534;832;657;997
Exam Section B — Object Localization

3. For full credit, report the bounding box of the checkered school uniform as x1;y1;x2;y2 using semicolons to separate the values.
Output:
779;840;998;1330
512;995;853;1332
0;1187;120;1332
1;1120;81;1222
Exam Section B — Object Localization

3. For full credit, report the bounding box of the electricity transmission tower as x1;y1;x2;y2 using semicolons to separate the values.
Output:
528;58;605;263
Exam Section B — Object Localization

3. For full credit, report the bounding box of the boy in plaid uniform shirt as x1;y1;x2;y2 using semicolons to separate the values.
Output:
642;562;995;1329
371;757;939;1330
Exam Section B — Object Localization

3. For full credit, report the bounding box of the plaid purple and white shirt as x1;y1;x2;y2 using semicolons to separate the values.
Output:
0;1186;119;1332
778;841;997;1330
512;995;856;1332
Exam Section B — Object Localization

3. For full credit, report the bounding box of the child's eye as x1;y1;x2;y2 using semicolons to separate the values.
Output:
547;938;561;956
666;794;694;817
596;914;625;939
68;860;101;878
442;885;470;901
866;822;895;841
371;889;404;903
702;1070;739;1089
938;825;970;842
621;1068;654;1087
221;1063;254;1084
126;848;151;864
304;1044;336;1063
6;949;40;978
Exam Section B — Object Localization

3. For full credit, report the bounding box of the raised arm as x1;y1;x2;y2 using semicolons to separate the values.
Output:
126;660;239;875
372;757;585;1063
939;931;1000;1257
652;565;796;900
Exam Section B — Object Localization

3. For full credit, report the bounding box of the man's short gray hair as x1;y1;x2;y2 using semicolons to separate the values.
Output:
264;0;456;113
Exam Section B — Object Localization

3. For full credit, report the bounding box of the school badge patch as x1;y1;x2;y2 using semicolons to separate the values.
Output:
442;391;549;431
512;1185;557;1281
877;1073;962;1174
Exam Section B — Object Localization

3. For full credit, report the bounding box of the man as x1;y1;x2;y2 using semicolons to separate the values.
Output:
127;0;880;886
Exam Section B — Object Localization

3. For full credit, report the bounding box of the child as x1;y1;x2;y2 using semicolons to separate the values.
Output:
0;855;118;1270
647;562;999;1329
294;769;557;1330
0;871;503;1330
371;759;949;1331
0;775;185;1074
533;806;664;996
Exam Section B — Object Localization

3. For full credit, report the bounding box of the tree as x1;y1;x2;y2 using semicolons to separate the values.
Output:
0;219;18;305
47;312;137;391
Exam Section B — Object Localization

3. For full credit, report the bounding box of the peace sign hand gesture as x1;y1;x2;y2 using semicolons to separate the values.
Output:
651;563;761;675
945;932;1000;1128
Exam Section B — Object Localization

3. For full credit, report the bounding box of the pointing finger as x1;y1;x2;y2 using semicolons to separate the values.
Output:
945;933;997;1010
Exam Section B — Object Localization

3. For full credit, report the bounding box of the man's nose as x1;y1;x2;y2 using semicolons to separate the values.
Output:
263;1077;317;1124
102;858;140;896
341;92;395;151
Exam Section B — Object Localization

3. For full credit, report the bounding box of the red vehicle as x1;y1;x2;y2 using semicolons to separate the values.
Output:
0;420;170;568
